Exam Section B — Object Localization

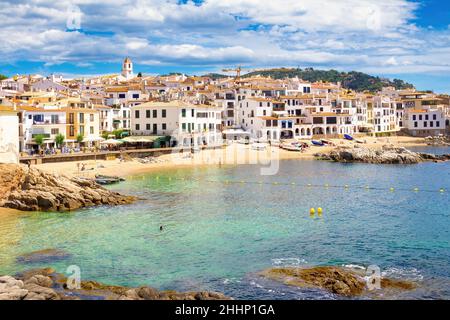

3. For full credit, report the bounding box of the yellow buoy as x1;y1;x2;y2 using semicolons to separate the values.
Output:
344;185;349;189
413;187;419;192
309;208;315;215
273;182;279;185
324;183;329;188
291;182;296;185
440;188;445;193
307;183;312;187
365;186;370;190
390;187;395;192
317;207;323;215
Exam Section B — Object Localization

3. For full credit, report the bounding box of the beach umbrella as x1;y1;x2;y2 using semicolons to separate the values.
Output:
100;139;123;145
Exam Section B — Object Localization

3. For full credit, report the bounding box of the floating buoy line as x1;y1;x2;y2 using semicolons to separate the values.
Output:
141;175;447;194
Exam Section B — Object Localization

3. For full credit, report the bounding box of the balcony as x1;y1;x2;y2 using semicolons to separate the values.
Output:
33;120;66;125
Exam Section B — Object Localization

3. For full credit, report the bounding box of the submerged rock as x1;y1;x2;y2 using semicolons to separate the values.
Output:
260;266;418;297
315;145;449;164
16;248;72;264
0;164;135;212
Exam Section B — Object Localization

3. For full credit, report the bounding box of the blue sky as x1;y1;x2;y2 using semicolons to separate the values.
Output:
1;0;449;92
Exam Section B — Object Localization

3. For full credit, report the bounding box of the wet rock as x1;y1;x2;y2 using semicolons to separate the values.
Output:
16;248;72;264
260;266;418;297
136;286;159;300
16;267;55;281
0;164;136;212
261;266;365;296
314;145;449;164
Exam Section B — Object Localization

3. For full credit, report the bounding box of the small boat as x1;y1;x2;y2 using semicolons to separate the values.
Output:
321;139;332;145
355;139;364;144
251;142;267;151
344;134;354;141
311;140;324;146
281;143;302;151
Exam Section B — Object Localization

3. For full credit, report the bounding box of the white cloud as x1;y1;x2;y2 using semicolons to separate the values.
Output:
0;0;449;79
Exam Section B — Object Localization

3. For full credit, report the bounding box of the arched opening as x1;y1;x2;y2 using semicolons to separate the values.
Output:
280;130;293;139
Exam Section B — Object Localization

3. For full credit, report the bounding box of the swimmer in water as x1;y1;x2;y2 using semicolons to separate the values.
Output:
160;225;163;231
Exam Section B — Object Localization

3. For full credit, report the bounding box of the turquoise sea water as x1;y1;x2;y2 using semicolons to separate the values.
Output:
0;148;449;299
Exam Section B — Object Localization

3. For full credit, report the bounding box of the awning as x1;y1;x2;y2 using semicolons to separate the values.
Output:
83;137;105;142
122;136;163;143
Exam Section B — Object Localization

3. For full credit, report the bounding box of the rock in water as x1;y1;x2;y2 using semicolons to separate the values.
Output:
16;248;72;264
260;266;366;296
260;266;418;297
314;145;449;164
0;164;135;212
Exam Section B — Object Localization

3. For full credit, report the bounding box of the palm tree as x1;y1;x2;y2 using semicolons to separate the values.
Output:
55;133;65;149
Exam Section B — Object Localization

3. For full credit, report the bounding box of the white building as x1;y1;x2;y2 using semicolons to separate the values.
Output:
0;107;19;163
21;108;67;151
403;107;446;136
130;100;222;146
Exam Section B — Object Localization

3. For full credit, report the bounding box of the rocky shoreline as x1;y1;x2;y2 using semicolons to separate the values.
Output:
0;164;135;211
0;268;230;300
315;145;450;164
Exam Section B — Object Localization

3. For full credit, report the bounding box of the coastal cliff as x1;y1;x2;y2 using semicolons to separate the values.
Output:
0;164;135;211
315;145;450;164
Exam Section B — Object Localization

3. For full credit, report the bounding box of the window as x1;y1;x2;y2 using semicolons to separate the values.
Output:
433;114;437;120
79;113;84;123
414;121;418;128
69;126;74;136
90;126;94;134
412;115;416;120
153;110;157;118
153;124;157;134
424;121;427;127
146;123;150;130
162;109;166;118
90;114;94;122
191;109;195;117
136;124;140;130
419;115;422;120
425;115;429;120
51;128;59;135
135;110;140;118
132;94;139;99
430;121;433;127
182;123;186;131
182;109;186;117
79;125;84;135
436;121;440;127
161;123;166;130
118;93;126;99
146;110;151;118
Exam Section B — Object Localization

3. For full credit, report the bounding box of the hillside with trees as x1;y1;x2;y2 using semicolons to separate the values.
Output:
203;68;414;92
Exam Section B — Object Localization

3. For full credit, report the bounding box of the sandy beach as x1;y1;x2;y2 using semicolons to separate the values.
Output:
31;136;428;178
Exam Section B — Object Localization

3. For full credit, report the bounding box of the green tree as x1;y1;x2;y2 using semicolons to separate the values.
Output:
137;72;142;77
0;74;7;81
55;133;65;148
101;131;110;139
76;133;84;145
34;134;45;151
